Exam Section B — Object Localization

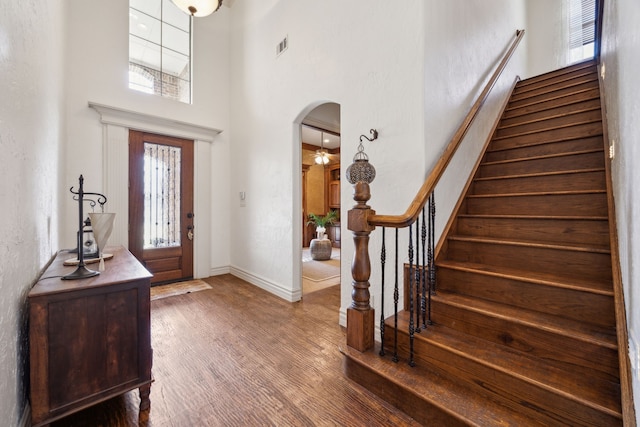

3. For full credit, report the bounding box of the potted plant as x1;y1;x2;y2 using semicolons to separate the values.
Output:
307;210;338;240
307;210;338;260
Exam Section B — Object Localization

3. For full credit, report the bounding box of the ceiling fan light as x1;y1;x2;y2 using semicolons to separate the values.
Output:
171;0;222;17
315;150;329;165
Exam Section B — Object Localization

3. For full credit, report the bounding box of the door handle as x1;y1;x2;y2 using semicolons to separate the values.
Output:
187;225;194;241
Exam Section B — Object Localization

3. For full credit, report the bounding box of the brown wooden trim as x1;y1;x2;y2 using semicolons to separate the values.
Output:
368;29;525;228
302;143;340;155
595;0;604;63
302;143;320;152
302;123;341;136
435;77;521;261
597;63;637;425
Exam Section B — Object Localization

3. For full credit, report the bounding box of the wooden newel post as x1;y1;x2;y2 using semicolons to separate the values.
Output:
347;181;375;351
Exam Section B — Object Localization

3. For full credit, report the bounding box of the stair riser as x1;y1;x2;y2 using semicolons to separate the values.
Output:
446;239;612;283
465;193;608;217
456;216;610;247
504;87;601;120
499;98;601;129
510;74;598;103
490;121;604;152
386;329;621;426
484;136;603;162
430;301;620;379
508;80;599;110
513;66;598;96
436;266;615;327
495;109;602;139
473;170;606;195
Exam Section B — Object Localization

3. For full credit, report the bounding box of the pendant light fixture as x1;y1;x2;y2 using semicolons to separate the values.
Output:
171;0;223;17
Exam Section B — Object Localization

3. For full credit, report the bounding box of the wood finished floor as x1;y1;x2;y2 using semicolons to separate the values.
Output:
51;274;420;426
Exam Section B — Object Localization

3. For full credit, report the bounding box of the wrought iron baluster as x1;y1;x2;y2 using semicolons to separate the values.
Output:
408;223;416;367
414;215;421;333
421;207;427;330
430;192;437;295
379;227;386;356
427;192;436;326
393;228;399;363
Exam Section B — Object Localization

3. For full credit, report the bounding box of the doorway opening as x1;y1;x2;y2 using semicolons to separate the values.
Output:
300;103;341;295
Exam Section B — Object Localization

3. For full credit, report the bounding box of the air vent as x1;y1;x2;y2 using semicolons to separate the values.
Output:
276;36;288;57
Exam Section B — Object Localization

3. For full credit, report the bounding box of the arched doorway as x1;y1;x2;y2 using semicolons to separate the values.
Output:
298;103;341;296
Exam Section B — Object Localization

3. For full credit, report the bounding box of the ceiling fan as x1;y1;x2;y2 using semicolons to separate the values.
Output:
313;130;340;165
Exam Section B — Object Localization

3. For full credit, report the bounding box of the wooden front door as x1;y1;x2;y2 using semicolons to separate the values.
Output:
129;130;194;284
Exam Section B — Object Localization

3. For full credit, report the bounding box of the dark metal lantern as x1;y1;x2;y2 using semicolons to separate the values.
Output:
346;129;378;185
82;217;98;259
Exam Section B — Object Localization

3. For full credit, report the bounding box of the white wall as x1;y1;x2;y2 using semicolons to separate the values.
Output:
228;0;426;303
600;0;640;421
0;1;66;424
526;0;570;77
63;0;231;275
227;0;528;320
361;0;527;332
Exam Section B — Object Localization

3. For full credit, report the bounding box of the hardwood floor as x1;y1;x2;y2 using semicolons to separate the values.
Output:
51;274;420;426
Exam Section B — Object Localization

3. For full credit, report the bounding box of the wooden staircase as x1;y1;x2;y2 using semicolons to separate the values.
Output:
344;60;625;426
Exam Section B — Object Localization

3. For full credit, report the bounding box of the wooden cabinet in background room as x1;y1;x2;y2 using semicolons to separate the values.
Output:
29;246;153;426
327;223;341;248
326;164;341;210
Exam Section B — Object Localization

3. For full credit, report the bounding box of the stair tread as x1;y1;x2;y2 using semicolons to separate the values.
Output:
388;315;622;417
514;67;598;96
504;87;601;119
447;234;611;254
457;213;608;220
497;104;601;131
430;290;617;348
481;148;602;166
516;60;596;88
506;81;600;112
474;167;604;182
492;118;602;141
486;133;604;154
435;259;614;296
342;344;546;426
467;189;606;198
510;75;599;102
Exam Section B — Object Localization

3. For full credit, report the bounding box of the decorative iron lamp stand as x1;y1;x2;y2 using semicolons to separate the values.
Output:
62;175;108;280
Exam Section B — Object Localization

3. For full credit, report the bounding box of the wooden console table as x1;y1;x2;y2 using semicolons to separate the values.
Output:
29;246;153;426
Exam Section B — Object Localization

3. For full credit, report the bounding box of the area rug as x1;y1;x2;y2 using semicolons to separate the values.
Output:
302;258;340;282
150;279;212;301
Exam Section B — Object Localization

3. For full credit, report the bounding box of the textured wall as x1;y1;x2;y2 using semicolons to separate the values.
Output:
0;1;66;425
601;0;640;421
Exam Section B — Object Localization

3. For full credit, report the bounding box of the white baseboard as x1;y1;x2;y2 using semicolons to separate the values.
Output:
209;266;231;276
19;403;30;427
230;266;301;302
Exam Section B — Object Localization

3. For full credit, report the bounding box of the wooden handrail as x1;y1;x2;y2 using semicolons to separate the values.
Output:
368;29;525;228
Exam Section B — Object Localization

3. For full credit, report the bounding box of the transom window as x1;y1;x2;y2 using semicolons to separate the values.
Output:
129;0;192;103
